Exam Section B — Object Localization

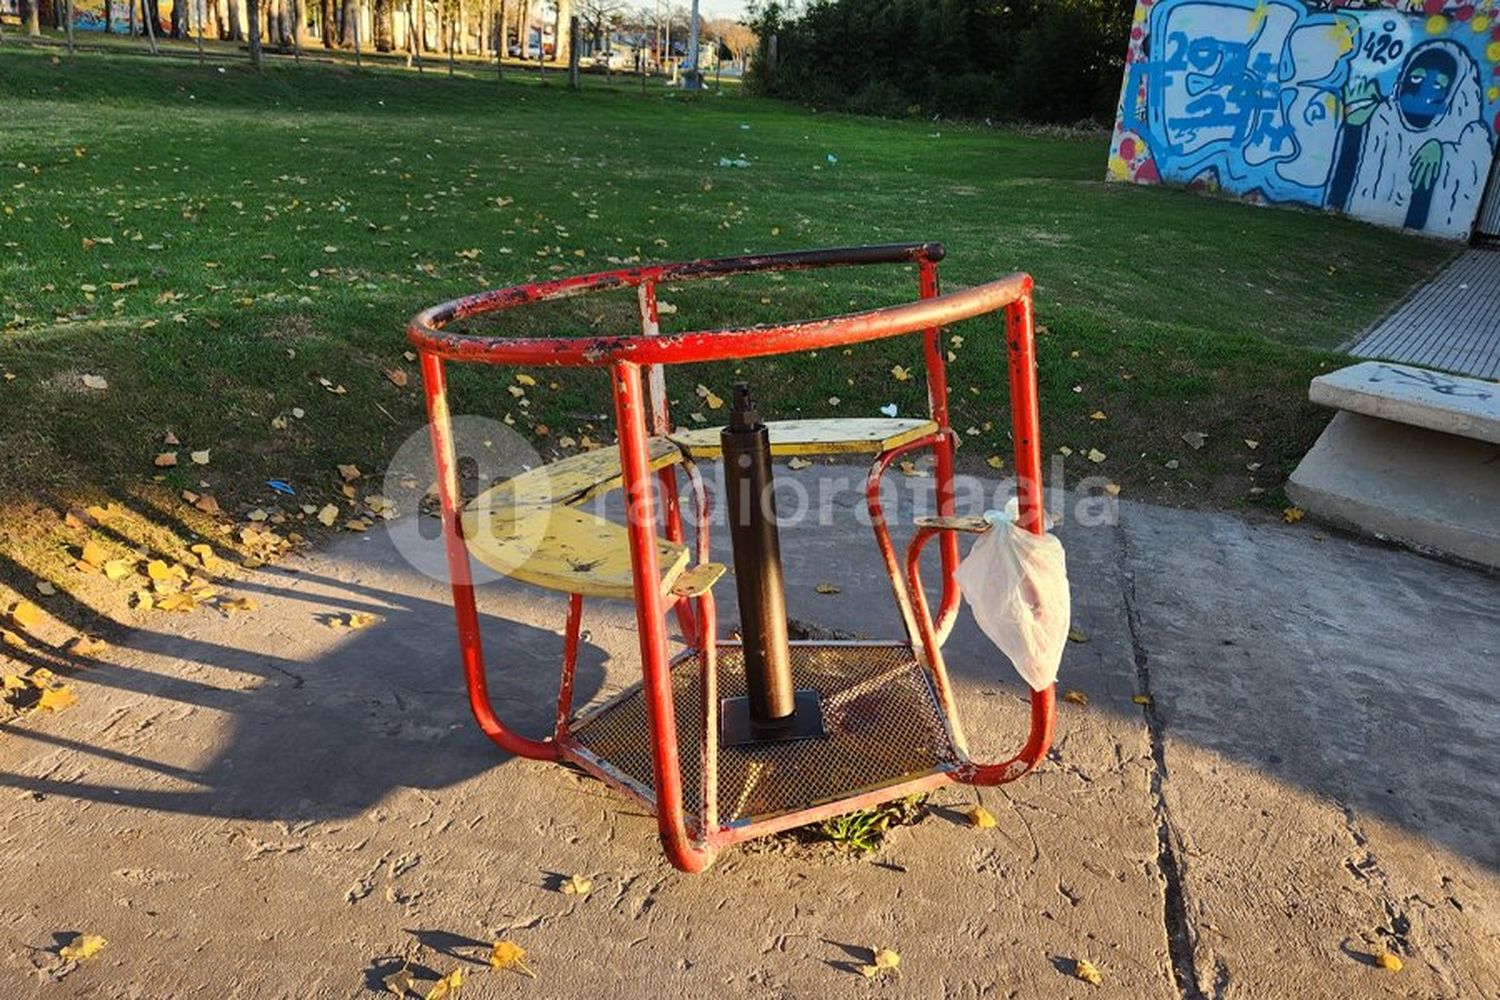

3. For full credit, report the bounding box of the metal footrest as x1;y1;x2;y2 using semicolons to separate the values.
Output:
566;641;962;829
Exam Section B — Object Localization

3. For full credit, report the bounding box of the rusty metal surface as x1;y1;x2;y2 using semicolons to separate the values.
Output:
568;642;961;828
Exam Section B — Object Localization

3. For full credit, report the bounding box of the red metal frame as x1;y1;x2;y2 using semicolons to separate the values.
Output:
409;243;1056;872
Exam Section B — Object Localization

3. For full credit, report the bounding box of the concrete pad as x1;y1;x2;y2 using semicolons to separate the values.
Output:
1122;504;1500;998
1287;411;1500;568
1;465;1497;997
0;471;1175;998
1310;361;1500;445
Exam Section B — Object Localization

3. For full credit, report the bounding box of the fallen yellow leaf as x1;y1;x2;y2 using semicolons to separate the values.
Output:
787;457;812;470
489;940;536;977
103;559;133;581
986;455;1005;470
815;582;841;595
1062;689;1090;706
515;373;537;387
154;451;178;467
1374;950;1403;972
560;873;593;895
81;374;109;390
1283;506;1305;523
424;967;465;999
190;449;211;466
890;365;911;382
1074;957;1102;985
219;597;259;613
966;805;997;829
1067;627;1089;643
37;684;77;712
58;933;106;961
861;946;901;978
64;635;108;657
383;965;415;996
146;560;172;581
317;504;339;527
80;540;108;568
337;464;361;482
1132;694;1152;706
9;600;42;630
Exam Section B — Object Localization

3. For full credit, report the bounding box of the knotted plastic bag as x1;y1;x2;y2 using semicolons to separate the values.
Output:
952;503;1070;691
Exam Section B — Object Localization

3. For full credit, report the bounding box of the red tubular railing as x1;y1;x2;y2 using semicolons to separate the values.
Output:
409;242;1053;870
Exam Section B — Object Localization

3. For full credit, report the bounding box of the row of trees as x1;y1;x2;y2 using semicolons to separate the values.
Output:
8;0;755;73
749;0;1134;125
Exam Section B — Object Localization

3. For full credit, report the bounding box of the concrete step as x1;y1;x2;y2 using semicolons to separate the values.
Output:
1311;361;1500;444
1287;411;1500;569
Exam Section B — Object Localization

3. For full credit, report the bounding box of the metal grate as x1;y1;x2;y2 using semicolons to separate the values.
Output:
568;642;961;827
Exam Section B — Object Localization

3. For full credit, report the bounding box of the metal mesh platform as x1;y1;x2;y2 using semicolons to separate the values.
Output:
567;642;962;827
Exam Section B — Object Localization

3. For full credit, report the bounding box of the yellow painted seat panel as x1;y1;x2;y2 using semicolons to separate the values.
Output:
467;437;683;516
462;504;689;599
668;417;939;460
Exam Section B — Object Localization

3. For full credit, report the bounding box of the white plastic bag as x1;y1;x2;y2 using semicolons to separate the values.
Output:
952;504;1071;691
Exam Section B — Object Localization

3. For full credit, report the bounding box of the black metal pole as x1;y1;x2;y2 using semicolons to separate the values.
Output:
722;383;795;724
720;383;824;746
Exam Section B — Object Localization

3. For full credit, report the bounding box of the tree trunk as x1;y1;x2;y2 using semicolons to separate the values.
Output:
25;0;41;35
350;0;361;65
339;0;354;45
171;0;185;37
373;0;391;50
226;0;243;41
141;0;160;51
247;0;263;68
319;0;335;46
553;0;569;66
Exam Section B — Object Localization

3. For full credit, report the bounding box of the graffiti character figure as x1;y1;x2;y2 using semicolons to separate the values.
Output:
1328;39;1492;237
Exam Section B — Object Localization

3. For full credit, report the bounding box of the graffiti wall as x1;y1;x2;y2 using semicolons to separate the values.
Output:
1109;0;1500;239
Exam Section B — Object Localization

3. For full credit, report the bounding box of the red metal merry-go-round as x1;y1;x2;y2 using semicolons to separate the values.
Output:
407;242;1055;873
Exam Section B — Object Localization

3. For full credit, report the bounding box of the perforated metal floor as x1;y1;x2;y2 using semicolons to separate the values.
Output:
567;642;961;826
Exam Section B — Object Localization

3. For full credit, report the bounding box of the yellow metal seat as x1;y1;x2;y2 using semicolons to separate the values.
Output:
668;417;938;460
462;440;689;599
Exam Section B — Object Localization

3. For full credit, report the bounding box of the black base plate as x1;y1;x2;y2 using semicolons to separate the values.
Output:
720;689;826;748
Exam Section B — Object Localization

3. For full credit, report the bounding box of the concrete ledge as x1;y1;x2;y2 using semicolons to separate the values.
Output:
1310;361;1500;444
1287;411;1500;568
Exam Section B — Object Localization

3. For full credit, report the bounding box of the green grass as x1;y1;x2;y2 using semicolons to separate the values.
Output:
0;44;1454;560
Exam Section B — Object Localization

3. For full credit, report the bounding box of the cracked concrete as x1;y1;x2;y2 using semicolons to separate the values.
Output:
0;467;1496;998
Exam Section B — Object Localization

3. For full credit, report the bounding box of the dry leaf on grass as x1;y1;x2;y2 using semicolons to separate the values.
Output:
35;581;56;596
337;464;361;482
190;449;211;465
489;940;536;977
80;540;108;568
58;933;106;961
1180;431;1206;450
81;374;109;391
889;365;911;382
103;559;133;581
986;455;1005;469
317;504;340;527
154;451;179;468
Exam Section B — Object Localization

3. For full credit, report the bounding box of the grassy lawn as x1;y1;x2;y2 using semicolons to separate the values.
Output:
0;44;1454;626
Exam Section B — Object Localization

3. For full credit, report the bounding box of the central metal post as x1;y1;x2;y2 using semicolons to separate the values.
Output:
719;382;824;746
